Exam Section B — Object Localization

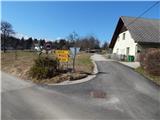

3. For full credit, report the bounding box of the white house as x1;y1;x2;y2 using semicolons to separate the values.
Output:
109;16;160;61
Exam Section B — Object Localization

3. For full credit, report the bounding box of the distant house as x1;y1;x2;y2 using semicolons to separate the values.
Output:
109;16;160;61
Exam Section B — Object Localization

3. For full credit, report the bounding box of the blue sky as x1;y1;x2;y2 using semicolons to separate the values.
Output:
1;1;160;44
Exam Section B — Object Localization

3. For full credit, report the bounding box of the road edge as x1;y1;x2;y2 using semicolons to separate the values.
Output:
114;61;160;87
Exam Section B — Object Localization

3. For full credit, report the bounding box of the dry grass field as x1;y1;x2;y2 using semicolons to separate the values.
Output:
1;50;93;83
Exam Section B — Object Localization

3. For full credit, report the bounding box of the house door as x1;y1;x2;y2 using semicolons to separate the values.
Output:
126;47;130;56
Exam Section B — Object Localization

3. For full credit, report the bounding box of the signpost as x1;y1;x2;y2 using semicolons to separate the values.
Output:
45;42;52;54
55;48;80;72
70;47;80;72
55;50;69;62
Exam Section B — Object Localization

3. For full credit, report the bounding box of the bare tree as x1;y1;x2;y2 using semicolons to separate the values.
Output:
67;31;79;47
102;41;109;50
78;36;100;50
1;21;15;52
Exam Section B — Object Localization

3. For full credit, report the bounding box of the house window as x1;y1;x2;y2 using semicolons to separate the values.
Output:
123;33;125;40
126;47;130;55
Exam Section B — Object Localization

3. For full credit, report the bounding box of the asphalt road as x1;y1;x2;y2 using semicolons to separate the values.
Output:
1;54;160;120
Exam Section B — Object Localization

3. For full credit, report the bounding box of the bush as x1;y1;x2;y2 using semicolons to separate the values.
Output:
139;51;146;68
140;48;160;76
29;56;59;79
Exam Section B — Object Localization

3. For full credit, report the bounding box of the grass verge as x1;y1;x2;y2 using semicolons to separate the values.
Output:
135;67;160;86
75;52;93;74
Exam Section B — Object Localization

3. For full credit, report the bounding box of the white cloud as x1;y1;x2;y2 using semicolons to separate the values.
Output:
55;37;65;40
45;39;52;42
13;32;55;41
13;33;29;39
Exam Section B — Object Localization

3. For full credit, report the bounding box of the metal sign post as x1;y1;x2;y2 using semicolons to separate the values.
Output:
73;48;76;72
55;50;70;71
70;47;80;72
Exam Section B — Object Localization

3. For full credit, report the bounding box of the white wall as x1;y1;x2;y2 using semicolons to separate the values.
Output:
113;30;137;56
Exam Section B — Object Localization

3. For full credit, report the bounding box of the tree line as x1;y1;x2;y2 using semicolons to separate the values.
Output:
1;21;109;52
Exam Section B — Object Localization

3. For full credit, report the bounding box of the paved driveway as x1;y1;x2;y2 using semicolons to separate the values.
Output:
1;54;160;120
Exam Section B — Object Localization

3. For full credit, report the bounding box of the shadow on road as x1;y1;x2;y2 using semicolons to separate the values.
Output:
96;71;109;75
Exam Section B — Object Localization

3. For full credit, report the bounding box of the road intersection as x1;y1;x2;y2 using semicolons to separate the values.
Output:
1;54;160;120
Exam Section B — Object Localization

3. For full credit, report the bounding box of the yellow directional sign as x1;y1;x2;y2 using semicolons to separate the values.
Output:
55;50;69;62
58;57;69;62
55;50;69;54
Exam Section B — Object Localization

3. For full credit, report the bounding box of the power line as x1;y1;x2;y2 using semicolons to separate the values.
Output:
126;1;160;27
